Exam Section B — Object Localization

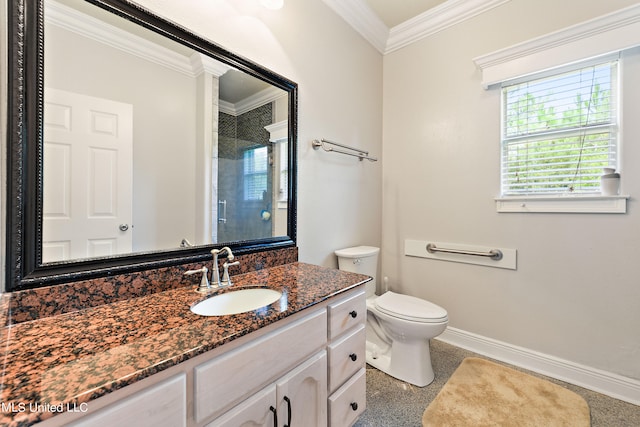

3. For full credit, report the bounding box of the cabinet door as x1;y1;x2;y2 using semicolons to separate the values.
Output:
276;351;328;427
68;375;186;427
195;309;327;422
207;385;277;427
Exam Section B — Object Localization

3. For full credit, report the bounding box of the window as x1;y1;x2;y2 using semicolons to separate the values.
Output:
243;146;268;201
501;60;618;196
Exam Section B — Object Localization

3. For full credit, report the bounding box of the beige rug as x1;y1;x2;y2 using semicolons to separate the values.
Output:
422;357;590;426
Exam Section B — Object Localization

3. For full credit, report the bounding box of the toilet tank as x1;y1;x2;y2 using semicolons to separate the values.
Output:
334;246;380;297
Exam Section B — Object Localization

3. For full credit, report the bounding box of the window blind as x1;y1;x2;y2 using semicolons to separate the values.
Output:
501;61;618;195
278;141;288;201
243;146;268;201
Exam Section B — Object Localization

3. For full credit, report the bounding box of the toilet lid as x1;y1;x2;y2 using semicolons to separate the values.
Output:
375;291;448;323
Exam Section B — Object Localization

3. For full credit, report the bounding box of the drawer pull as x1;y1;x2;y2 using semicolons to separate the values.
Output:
351;402;359;411
270;406;278;425
349;310;358;318
283;396;292;427
349;353;358;362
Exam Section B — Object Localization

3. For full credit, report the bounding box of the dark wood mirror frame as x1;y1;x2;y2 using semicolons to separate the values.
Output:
5;0;298;291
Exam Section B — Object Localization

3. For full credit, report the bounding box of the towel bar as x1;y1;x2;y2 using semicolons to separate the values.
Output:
426;243;503;261
312;138;378;162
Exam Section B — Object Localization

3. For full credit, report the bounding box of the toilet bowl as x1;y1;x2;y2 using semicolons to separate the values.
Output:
335;246;448;387
366;291;448;386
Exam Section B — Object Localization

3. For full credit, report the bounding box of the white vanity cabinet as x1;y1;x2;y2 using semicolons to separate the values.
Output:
209;351;327;427
196;309;328;424
203;287;366;427
35;285;366;427
327;289;367;426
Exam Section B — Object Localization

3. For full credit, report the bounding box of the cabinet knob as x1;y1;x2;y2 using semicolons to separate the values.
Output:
351;402;358;411
349;310;358;318
349;353;357;361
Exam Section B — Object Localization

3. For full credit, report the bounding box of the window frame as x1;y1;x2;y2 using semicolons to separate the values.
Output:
242;145;269;202
495;56;628;214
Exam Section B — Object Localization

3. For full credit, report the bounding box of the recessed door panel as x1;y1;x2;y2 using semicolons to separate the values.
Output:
43;88;133;262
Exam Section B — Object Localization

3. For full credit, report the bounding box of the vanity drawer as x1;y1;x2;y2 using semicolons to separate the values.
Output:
328;368;366;427
327;289;366;340
328;324;365;393
194;309;327;422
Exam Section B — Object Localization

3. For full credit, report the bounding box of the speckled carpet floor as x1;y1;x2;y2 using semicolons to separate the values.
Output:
353;339;640;427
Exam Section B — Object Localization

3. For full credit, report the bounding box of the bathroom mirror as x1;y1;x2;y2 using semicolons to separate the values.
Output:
5;0;298;290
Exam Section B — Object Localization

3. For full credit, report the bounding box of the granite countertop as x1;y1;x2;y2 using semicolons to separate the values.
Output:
0;262;370;427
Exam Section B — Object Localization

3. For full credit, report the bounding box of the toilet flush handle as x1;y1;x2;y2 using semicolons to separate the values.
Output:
353;258;361;265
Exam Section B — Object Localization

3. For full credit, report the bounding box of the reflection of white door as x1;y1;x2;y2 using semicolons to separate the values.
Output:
43;88;133;262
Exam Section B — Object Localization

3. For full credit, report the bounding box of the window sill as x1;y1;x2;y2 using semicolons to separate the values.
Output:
495;195;629;213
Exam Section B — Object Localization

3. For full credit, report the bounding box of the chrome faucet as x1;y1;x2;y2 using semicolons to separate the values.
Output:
211;247;238;287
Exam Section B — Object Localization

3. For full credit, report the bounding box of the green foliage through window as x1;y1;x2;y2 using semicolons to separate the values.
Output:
501;61;618;195
244;146;268;201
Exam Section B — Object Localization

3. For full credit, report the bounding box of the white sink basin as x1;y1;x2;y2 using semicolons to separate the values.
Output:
190;288;282;316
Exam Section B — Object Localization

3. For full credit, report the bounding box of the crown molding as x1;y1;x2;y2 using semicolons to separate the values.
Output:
46;0;282;115
219;87;287;116
473;2;640;88
323;0;510;55
190;53;231;77
45;0;196;76
386;0;510;53
265;120;288;142
51;0;508;60
322;0;389;54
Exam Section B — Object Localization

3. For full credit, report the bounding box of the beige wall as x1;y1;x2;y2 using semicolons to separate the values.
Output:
382;0;640;381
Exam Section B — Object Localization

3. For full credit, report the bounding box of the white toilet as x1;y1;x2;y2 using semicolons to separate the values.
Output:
335;246;448;387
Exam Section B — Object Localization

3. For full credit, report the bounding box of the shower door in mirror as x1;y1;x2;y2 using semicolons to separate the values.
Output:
217;103;274;243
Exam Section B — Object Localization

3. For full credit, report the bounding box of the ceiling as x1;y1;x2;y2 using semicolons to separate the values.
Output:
364;0;447;28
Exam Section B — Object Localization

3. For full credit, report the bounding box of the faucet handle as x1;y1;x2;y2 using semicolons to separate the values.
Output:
221;261;240;286
185;267;211;293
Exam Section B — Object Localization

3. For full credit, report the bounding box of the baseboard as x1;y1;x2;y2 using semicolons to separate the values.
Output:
436;327;640;406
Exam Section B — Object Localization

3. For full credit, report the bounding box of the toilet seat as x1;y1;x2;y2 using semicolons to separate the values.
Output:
374;291;448;323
